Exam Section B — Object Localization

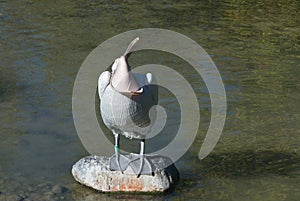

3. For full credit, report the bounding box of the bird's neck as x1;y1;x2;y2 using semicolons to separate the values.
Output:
111;65;140;92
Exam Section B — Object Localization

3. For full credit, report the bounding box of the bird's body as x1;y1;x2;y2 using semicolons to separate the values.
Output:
99;72;157;139
97;37;157;176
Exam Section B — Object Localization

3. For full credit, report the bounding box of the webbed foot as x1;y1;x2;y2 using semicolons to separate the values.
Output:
128;154;154;177
109;153;130;173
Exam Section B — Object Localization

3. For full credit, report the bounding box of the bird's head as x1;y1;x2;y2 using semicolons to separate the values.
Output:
111;55;127;74
111;37;140;92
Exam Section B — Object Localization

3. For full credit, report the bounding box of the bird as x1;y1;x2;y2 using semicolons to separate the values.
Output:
98;37;158;177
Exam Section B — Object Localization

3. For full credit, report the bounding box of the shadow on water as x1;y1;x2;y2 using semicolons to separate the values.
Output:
171;150;300;199
177;149;300;191
200;150;300;177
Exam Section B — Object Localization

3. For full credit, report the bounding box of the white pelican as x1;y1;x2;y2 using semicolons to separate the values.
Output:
98;37;157;177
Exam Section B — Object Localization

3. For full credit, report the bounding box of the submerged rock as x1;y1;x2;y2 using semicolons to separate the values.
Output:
72;155;179;193
51;184;68;195
0;192;23;201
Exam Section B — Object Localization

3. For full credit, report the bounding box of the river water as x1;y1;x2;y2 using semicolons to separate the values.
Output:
0;0;299;200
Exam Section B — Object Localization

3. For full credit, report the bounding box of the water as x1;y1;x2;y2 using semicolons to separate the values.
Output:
0;0;299;200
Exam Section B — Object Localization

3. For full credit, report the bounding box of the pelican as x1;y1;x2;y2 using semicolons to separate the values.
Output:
98;37;158;177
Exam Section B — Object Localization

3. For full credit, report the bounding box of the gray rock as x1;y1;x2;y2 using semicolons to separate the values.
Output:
72;155;179;192
51;185;68;195
0;193;23;201
22;183;69;201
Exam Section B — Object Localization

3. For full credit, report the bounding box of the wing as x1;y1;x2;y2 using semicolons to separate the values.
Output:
98;71;111;99
132;72;158;103
145;73;156;85
145;73;158;104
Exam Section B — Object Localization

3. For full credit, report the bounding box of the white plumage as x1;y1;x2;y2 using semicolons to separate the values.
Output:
98;72;157;139
97;37;157;176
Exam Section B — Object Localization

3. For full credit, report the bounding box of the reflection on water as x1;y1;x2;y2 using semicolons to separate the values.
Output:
0;0;299;200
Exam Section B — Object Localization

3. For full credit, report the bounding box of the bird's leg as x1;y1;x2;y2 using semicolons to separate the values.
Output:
109;133;130;173
137;139;146;177
114;133;120;154
114;133;122;172
129;139;154;177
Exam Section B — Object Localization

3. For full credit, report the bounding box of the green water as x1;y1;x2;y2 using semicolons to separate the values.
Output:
0;0;299;200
